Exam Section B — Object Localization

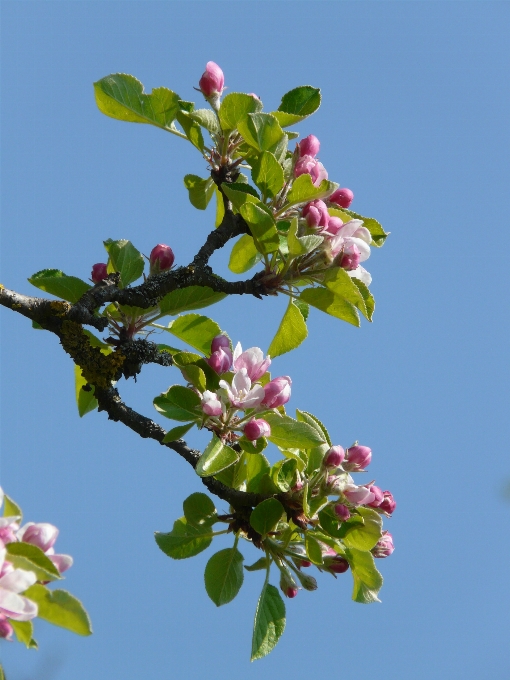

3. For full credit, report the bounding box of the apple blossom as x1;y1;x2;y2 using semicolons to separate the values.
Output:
298;134;320;158
219;369;265;409
149;244;175;276
347;265;372;286
325;219;371;262
233;343;271;381
244;418;271;442
261;376;292;408
201;390;224;417
343;484;375;506
323;445;345;469
208;347;233;375
211;334;230;353
0;613;13;640
91;263;108;283
198;61;225;97
0;544;38;623
294;155;328;187
339;243;361;271
367;485;384;508
329;187;354;209
379;491;397;515
372;531;394;558
18;523;58;553
344;445;372;472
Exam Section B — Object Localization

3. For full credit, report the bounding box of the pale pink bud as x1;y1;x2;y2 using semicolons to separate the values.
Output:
372;531;394;558
340;243;361;271
334;503;351;521
261;376;292;408
343;485;375;506
367;485;384;508
298;134;320;158
211;334;230;353
198;62;225;97
330;188;354;209
91;263;108;283
344;445;372;471
0;614;13;640
379;491;396;515
302;200;329;228
207;347;233;375
21;523;59;553
201;391;224;417
294;156;328;187
149;244;175;275
48;553;73;573
244;418;271;442
323;446;345;469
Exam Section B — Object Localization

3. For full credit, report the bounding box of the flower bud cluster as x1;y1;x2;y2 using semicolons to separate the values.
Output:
0;487;73;640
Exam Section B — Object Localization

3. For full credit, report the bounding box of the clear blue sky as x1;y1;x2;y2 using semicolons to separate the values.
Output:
1;2;510;678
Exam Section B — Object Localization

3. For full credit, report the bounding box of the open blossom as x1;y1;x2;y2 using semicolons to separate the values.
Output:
198;61;224;97
233;343;271;381
201;390;224;417
0;543;38;624
294;155;328;187
343;484;375;506
261;376;292;408
219;369;265;409
325;219;371;262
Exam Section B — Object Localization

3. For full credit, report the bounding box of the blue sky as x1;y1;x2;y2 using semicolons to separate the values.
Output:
1;2;510;679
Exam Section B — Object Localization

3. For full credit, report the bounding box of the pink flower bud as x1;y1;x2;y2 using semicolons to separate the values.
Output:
284;586;299;598
149;244;175;276
207;347;233;375
20;523;59;553
297;559;312;568
372;531;394;558
330;188;354;209
344;445;372;471
91;263;108;283
294;155;328;187
340;243;361;271
244;418;271;442
298;134;320;158
323;445;345;469
198;61;225;97
48;553;73;573
334;503;351;521
379;491;396;515
302;200;329;229
327;556;350;574
0;614;13;641
201;390;224;417
367;485;384;508
211;334;230;353
343;485;375;506
261;376;292;408
279;570;298;598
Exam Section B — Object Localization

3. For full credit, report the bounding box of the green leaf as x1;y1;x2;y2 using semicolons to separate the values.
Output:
280;447;308;472
249;498;284;536
196;436;239;477
245;556;270;572
339;208;388;247
175;111;204;151
240;203;279;254
189;108;221;135
287;217;323;257
296;410;331;447
324;267;370;319
155;518;213;559
23;584;92;635
204;548;244;606
6;542;61;582
300;288;360;327
342;507;383;551
244;452;271;493
305;533;324;565
103;239;144;288
215;186;226;227
183;174;215;210
162;422;194;443
228;234;262;274
293;298;309;321
75;365;98;417
10;620;35;648
28;269;91;303
250;151;285;199
351;277;375;321
163;313;222;354
271;459;298;493
221;182;261;211
183;492;217;527
273;86;321;127
287;174;338;206
346;548;384;603
267;298;308;359
153;385;202;422
159;286;226;316
2;493;22;519
264;413;325;449
219;92;262;130
237;113;284;152
251;583;286;661
94;74;182;129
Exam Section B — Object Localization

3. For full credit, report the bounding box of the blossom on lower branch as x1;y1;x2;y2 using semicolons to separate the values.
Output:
0;542;38;639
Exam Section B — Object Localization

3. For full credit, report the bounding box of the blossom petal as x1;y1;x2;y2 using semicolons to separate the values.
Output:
0;590;38;621
0;568;37;594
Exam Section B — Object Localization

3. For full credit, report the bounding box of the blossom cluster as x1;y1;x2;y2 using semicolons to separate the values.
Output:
202;335;291;440
0;488;72;641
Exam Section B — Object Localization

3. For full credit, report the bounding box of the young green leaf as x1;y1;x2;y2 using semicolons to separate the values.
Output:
75;365;98;417
162;422;194;443
240;203;280;254
271;459;298;493
245;452;271;493
183;175;215;210
163;313;222;354
219;92;262;130
296;410;332;446
189;108;221;135
245;556;270;572
342;507;382;551
2;493;22;519
268;298;308;358
251;583;286;661
196;436;239;477
10;620;34;648
221;182;261;211
153;385;202;422
155;517;213;559
215;186;226;227
23;584;92;635
305;533;324;565
338;208;388;247
238;436;268;455
300;288;360;327
28;269;91;303
228;234;262;274
94;74;182;129
351;277;375;321
183;492;217;527
175;111;205;151
159;286;226;316
287;174;338;206
287;217;324;257
249;498;284;536
237;113;284;152
204;548;244;606
103;239;144;288
250;151;285;199
323;267;370;318
272;86;321;127
264;412;325;449
346;548;384;603
6;542;61;582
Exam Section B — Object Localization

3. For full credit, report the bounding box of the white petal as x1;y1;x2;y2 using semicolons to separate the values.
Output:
233;342;243;362
348;266;372;286
337;219;364;238
347;237;371;262
0;567;37;594
0;589;38;621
